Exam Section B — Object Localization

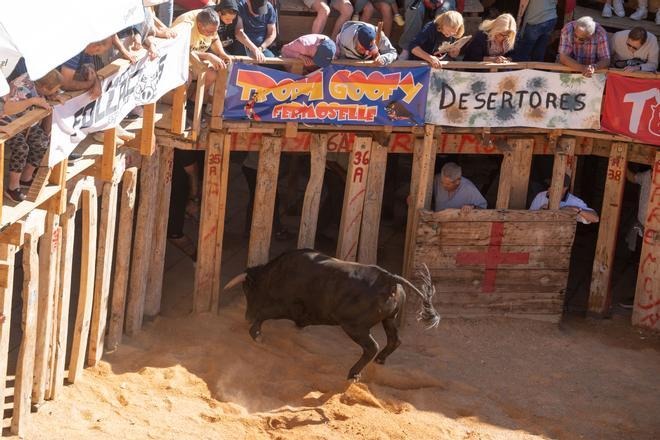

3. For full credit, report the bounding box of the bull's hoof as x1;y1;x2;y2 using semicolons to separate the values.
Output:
347;374;361;383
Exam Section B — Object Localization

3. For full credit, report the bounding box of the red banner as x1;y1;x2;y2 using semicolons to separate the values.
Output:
601;74;660;146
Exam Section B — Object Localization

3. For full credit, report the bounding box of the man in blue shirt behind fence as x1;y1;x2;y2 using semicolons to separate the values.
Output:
433;162;488;212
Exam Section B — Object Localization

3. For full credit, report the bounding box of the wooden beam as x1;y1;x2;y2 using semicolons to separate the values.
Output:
68;187;98;383
101;127;117;180
247;136;282;267
144;146;174;317
106;168;138;352
171;84;187;135
298;134;327;249
508;138;534;209
403;125;436;277
140;103;157;156
548;137;576;210
0;140;3;224
49;158;69;215
0;244;16;414
210;136;232;313
88;181;119;366
210;68;228;130
632;152;660;330
191;70;206;142
358;140;388;265
285;122;298;138
125;149;160;335
337;136;373;262
32;213;59;406
588;142;628;316
11;232;39;437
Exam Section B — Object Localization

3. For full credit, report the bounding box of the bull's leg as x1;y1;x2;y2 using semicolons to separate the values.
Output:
249;320;264;342
342;326;379;382
374;317;401;365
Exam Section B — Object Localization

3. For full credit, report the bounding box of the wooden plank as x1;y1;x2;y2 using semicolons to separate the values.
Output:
141;103;157;156
298;134;327;249
589;142;628;316
548;137;576;210
102;127;117;181
125;149;160;335
49;158;69;215
194;133;227;312
106;168;138;351
496;149;514;209
418;221;577;246
285;122;298;138
632;152;660;330
68;187;98;383
87;181;119;366
144;146;174;317
358;140;387;265
191;70;206;142
0;141;3;224
0;244;16;413
210;135;231;313
247;136;283;267
509;138;534;209
11;232;39;437
171;84;187;135
46;216;63;400
25;163;51;202
415;245;572;270
427;268;568;294
336;136;372;262
32;213;59;406
210;68;228;130
419;208;576;223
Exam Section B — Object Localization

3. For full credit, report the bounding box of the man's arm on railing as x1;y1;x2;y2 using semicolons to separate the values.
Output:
60;66;96;93
261;23;277;53
235;17;265;63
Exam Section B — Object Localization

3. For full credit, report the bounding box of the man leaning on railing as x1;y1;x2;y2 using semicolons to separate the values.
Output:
558;16;610;78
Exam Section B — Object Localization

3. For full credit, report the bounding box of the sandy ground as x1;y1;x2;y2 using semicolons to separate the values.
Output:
20;288;660;440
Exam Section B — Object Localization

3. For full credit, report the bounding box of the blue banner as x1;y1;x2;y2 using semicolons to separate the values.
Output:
223;63;430;126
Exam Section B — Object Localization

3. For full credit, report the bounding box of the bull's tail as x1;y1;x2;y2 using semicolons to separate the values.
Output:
391;264;440;329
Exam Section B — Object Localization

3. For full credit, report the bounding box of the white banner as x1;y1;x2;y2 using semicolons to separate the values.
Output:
49;31;190;166
425;69;606;129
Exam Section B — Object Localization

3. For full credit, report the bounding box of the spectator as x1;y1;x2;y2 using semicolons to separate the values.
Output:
409;10;464;68
433;162;487;212
214;0;241;54
154;0;175;27
336;21;398;65
462;13;516;62
399;0;457;60
514;0;557;62
281;34;337;70
353;0;396;37
529;174;599;223
303;0;354;39
59;37;113;100
175;0;216;10
173;7;229;91
0;69;64;202
558;16;610;78
611;27;659;72
236;0;278;60
168;149;202;261
601;0;625;18
625;167;651;252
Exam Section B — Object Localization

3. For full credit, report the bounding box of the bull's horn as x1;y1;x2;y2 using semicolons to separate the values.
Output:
223;273;247;290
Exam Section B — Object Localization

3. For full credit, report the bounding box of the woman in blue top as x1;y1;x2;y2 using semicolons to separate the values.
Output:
408;10;464;68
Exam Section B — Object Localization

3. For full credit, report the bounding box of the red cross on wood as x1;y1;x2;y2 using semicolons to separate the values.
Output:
455;222;530;293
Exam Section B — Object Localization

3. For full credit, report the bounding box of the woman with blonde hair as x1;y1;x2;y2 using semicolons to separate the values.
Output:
462;13;516;63
409;10;464;68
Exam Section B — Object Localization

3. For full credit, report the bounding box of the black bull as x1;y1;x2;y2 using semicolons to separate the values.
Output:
224;249;440;381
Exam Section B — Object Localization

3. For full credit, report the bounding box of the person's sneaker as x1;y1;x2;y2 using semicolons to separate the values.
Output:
656;10;660;24
613;0;625;17
115;125;136;142
630;7;647;20
394;13;405;26
126;106;144;119
5;187;26;203
19;178;33;187
602;4;613;17
68;152;83;162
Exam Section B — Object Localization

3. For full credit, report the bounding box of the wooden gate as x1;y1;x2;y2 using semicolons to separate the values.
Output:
412;209;577;322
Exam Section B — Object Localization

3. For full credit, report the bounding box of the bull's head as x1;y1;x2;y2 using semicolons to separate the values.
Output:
223;266;265;322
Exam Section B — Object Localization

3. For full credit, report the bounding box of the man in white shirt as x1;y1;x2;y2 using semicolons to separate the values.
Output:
610;27;659;72
529;174;600;224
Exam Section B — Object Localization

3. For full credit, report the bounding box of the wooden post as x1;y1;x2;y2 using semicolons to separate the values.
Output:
632;152;660;330
588;142;628;316
68;187;98;383
403;125;435;276
125;149;160;336
298;134;328;249
210;68;228;130
247;136;282;267
11;232;39;437
358;140;388;265
102;127;117;181
145;146;174;317
0;243;16;410
106;168;138;351
49;158;69;215
548;137;576;210
141;103;157;156
171;84;187;135
496;149;514;209
0;140;3;224
508;138;534;209
191;70;206;141
87;181;119;366
32;212;60;406
336;136;372;262
210;137;231;313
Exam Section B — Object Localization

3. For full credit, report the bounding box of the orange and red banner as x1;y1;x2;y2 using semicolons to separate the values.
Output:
601;74;660;146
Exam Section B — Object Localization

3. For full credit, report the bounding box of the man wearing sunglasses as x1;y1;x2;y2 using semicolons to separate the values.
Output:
611;26;659;72
558;16;610;78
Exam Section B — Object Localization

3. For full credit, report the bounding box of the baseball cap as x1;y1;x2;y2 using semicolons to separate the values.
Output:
251;0;269;15
313;39;337;68
356;25;377;52
217;0;239;12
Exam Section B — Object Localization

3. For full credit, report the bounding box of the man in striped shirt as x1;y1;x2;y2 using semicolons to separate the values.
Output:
558;16;610;78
